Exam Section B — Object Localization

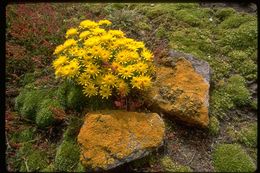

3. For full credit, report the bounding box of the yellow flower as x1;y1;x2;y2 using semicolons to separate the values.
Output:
99;86;112;99
84;37;100;47
118;66;134;79
101;73;117;87
131;75;152;89
99;49;111;61
85;63;99;77
77;72;91;86
79;31;91;39
66;60;80;78
108;30;124;37
66;28;78;38
63;39;77;49
133;62;148;73
53;45;65;55
80;20;98;28
90;28;106;36
83;83;98;97
53;56;68;69
141;48;153;61
98;19;112;26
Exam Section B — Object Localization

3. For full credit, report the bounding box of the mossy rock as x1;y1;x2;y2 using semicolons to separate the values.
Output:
160;156;192;172
215;8;236;21
54;140;80;171
238;123;257;147
208;116;220;136
212;143;255;172
36;98;63;128
218;14;254;29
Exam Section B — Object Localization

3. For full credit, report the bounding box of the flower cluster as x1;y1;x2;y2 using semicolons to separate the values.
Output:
52;19;155;99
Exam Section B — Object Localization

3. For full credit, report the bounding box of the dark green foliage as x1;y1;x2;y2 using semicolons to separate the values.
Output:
36;98;63;128
208;116;220;136
66;85;86;111
54;140;80;171
212;144;255;172
17;90;46;120
20;72;36;86
63;116;84;140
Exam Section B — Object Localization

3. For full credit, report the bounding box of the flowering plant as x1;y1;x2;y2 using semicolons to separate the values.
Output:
52;19;155;99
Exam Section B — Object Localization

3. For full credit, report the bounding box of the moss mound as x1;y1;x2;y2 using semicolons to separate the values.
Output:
212;143;255;172
54;140;80;171
160;156;192;172
208;116;220;136
238;123;257;147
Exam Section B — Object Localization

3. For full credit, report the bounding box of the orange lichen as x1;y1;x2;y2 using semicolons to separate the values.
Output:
146;58;209;127
77;110;165;170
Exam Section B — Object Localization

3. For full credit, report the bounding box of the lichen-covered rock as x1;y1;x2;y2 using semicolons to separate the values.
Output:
144;50;210;127
77;110;165;171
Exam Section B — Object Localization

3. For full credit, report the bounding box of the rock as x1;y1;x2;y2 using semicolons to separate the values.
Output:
144;50;210;127
77;110;165;171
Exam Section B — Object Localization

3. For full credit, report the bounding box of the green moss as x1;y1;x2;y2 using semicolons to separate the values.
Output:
237;123;257;147
250;99;257;110
215;8;236;21
19;150;48;172
208;116;220;136
226;75;251;106
75;162;86;172
36;98;63;128
210;88;234;119
160;156;192;172
10;127;36;143
41;164;56;172
63;116;84;140
156;25;167;39
54;140;80;171
219;14;254;29
212;143;255;172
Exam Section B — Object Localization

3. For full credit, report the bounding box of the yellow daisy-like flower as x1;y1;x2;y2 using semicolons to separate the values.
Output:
85;63;99;77
77;72;91;86
79;31;91;39
141;48;153;61
99;49;111;61
101;73;117;87
108;30;125;37
118;66;134;79
98;19;112;26
63;39;77;49
90;28;106;36
83;83;98;97
66;28;78;38
131;75;152;89
53;44;65;55
66;60;80;78
99;86;112;99
133;62;148;73
84;37;101;47
80;20;98;29
100;33;113;42
52;56;68;69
